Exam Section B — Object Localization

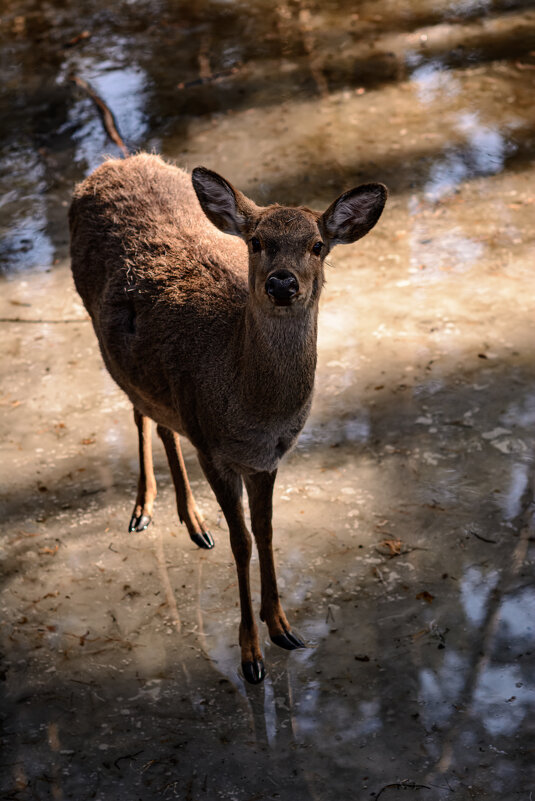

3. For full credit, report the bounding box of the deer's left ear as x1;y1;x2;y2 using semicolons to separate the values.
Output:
320;183;387;247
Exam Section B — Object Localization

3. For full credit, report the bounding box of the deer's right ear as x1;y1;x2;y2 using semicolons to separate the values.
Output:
192;167;258;239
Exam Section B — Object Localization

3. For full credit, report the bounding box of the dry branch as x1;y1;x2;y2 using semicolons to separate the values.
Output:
70;74;129;157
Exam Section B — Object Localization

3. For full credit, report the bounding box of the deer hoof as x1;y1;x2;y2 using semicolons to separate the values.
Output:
271;630;306;650
242;659;266;684
190;531;215;549
128;513;152;532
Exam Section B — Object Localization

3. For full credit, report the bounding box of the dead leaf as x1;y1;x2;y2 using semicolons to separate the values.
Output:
412;627;429;641
416;591;434;603
379;538;403;555
39;545;59;555
65;30;91;47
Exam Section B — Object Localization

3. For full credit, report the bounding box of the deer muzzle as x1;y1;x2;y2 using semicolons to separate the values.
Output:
265;270;299;306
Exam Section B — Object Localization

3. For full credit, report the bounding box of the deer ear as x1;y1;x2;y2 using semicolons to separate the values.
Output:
320;183;387;247
192;167;258;238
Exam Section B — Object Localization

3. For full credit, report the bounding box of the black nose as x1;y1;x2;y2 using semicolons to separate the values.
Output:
265;270;299;305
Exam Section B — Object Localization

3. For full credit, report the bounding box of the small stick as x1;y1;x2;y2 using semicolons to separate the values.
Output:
176;64;240;90
375;782;431;800
469;529;497;544
69;74;130;157
0;317;89;324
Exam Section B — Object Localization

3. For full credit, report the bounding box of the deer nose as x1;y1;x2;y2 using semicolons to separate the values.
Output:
265;270;299;304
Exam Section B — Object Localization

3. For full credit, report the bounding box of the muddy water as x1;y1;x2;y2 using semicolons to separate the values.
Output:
1;1;534;799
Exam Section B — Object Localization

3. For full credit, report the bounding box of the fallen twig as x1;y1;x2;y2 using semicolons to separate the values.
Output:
176;64;241;90
70;74;129;157
113;750;144;770
64;30;91;48
375;781;431;800
0;317;89;324
469;529;497;544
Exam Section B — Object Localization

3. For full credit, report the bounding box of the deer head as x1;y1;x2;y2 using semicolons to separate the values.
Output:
192;167;387;316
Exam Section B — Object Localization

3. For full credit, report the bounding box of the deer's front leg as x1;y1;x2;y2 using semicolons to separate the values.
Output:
245;471;305;651
197;454;264;684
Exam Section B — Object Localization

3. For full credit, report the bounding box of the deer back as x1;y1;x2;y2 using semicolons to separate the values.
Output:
70;154;251;438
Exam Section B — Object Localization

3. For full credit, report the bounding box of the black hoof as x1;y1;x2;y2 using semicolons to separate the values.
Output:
128;513;152;533
242;659;266;684
190;531;215;549
271;630;306;651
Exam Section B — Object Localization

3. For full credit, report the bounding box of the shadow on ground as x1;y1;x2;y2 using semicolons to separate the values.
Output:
1;1;535;799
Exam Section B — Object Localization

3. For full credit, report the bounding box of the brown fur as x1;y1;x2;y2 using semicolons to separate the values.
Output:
69;153;386;682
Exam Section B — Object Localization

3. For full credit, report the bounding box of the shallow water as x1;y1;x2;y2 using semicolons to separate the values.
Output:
1;1;534;799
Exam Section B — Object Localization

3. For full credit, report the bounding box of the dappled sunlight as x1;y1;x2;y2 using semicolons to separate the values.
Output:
1;0;534;798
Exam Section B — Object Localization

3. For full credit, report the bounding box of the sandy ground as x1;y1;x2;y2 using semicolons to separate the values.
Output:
1;2;535;799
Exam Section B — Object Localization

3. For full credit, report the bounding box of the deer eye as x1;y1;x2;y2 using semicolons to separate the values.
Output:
251;236;261;253
312;241;324;256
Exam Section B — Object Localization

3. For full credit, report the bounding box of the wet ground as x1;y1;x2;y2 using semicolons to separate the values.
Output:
1;1;535;799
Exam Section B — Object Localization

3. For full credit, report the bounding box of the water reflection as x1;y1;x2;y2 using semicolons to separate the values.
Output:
473;663;535;737
419;650;467;726
410;56;459;103
501;461;530;520
448;0;492;16
409;225;483;279
497;587;535;643
460;566;499;626
0;148;54;273
1;0;535;798
424;113;512;200
1;0;535;274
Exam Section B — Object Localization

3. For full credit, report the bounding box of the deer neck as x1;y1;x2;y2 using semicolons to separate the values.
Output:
240;302;319;417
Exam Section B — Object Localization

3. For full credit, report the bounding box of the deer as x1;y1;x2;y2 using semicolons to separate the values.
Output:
69;153;386;683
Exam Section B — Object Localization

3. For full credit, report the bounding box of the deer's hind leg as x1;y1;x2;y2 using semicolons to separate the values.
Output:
129;407;157;532
157;425;214;550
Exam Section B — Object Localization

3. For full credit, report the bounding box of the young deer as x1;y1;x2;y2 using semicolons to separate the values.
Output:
69;154;386;683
